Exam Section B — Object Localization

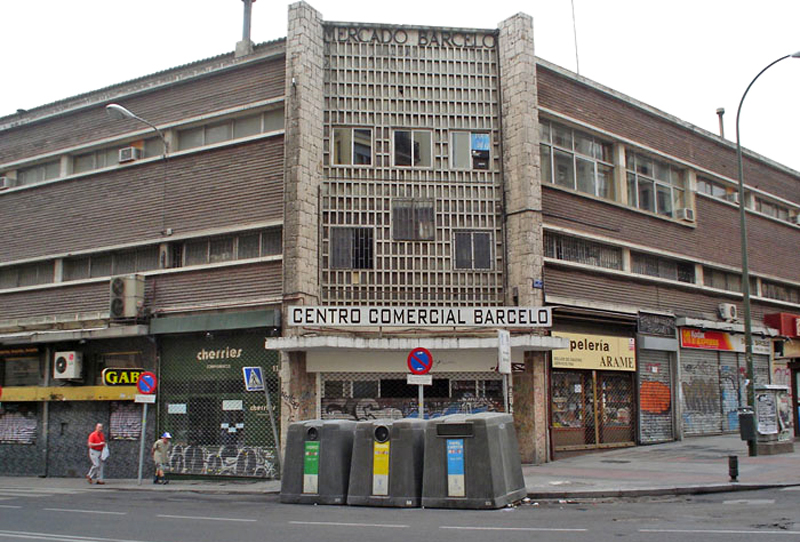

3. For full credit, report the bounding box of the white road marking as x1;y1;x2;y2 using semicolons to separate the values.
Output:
42;508;126;516
641;528;800;536
723;499;775;505
0;530;153;542
157;514;256;523
441;525;588;532
289;521;409;528
0;505;22;509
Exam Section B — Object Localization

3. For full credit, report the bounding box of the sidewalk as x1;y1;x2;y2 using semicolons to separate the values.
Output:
2;434;798;499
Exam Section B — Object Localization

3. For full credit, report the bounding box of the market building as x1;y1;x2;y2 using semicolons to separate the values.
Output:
1;2;799;478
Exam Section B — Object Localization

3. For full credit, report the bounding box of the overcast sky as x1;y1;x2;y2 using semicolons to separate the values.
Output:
2;0;800;172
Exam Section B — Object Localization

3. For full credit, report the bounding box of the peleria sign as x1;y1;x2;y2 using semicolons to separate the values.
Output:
552;332;637;372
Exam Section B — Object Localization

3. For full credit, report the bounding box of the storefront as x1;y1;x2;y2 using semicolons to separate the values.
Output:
636;313;679;444
550;332;637;455
151;310;281;479
765;313;800;437
678;325;771;436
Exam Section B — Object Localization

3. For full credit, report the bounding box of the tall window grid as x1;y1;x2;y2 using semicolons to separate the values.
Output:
626;151;686;217
539;120;614;200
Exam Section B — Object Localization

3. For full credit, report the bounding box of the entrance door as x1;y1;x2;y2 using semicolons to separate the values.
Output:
551;370;635;453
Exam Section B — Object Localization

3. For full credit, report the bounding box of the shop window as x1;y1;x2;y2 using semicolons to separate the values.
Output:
330;227;374;269
393;130;432;167
332;127;373;166
324;380;347;399
454;231;492;270
626;152;687;218
544;232;622;270
353;380;379;398
540;120;614;199
392;199;435;241
0;403;37;444
451;131;490;170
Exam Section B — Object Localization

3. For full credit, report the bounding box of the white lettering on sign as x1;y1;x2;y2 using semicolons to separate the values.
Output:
289;306;552;328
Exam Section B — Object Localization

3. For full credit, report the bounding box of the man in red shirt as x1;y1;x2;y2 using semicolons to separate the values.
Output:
86;423;106;485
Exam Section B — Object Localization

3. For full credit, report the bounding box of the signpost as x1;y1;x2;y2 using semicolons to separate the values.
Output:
497;330;511;412
134;371;157;486
242;366;281;474
407;348;433;418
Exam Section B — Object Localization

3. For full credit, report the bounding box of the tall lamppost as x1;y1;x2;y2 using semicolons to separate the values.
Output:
106;104;171;235
735;51;800;456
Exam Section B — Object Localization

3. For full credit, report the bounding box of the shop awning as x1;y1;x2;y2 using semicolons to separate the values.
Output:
0;325;149;345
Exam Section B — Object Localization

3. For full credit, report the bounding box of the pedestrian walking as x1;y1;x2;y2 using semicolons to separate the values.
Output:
86;423;106;485
152;432;172;484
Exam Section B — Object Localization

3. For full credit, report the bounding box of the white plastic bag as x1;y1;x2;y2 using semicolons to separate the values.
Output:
101;445;110;461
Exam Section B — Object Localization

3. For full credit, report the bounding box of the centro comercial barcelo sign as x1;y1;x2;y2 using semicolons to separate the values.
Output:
288;306;552;328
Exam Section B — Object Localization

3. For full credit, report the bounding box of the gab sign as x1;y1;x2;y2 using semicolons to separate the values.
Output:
102;368;145;386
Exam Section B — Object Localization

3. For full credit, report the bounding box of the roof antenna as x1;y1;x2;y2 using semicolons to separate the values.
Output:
236;0;256;58
571;0;580;75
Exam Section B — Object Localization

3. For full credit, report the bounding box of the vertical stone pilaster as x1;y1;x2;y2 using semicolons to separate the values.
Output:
281;2;325;441
498;13;548;464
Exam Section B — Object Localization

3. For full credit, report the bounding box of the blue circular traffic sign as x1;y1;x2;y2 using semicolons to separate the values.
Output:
407;347;434;375
137;371;158;395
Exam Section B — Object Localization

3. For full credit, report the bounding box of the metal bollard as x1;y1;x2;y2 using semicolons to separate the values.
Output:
728;455;739;482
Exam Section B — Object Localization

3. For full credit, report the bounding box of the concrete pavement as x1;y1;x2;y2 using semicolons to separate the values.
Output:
2;434;798;500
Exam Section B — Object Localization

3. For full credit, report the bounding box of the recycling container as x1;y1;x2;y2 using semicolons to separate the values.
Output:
280;419;356;504
421;412;525;509
347;418;427;507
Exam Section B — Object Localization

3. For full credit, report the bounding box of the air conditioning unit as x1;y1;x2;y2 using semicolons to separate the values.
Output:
793;215;800;226
723;192;740;204
0;176;15;190
118;147;142;163
718;303;738;321
53;351;83;380
109;274;145;319
676;208;695;222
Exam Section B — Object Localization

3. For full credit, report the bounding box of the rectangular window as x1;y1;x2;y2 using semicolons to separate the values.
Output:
451;131;490;170
392;199;435;241
393;130;432;167
454;231;492;269
631;252;694;283
627;152;687;218
17;161;59;185
540;120;614;199
544;233;622;270
333;128;372;166
330;227;374;269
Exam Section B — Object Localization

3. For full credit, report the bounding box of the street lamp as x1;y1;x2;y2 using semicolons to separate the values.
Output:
735;51;800;456
105;104;169;155
106;103;171;235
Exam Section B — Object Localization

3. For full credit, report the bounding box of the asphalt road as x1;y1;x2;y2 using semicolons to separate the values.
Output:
1;486;799;542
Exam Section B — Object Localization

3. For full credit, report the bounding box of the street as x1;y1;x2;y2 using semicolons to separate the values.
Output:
1;486;800;542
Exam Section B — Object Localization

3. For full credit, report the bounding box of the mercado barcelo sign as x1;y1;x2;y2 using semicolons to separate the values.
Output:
289;306;552;328
325;26;497;48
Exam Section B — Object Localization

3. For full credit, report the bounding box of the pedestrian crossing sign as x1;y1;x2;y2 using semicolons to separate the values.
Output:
243;366;265;392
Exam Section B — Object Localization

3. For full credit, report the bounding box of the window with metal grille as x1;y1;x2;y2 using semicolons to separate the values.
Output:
392;199;435;241
631;252;694;283
544;232;622;270
330;227;373;269
454;231;492;269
